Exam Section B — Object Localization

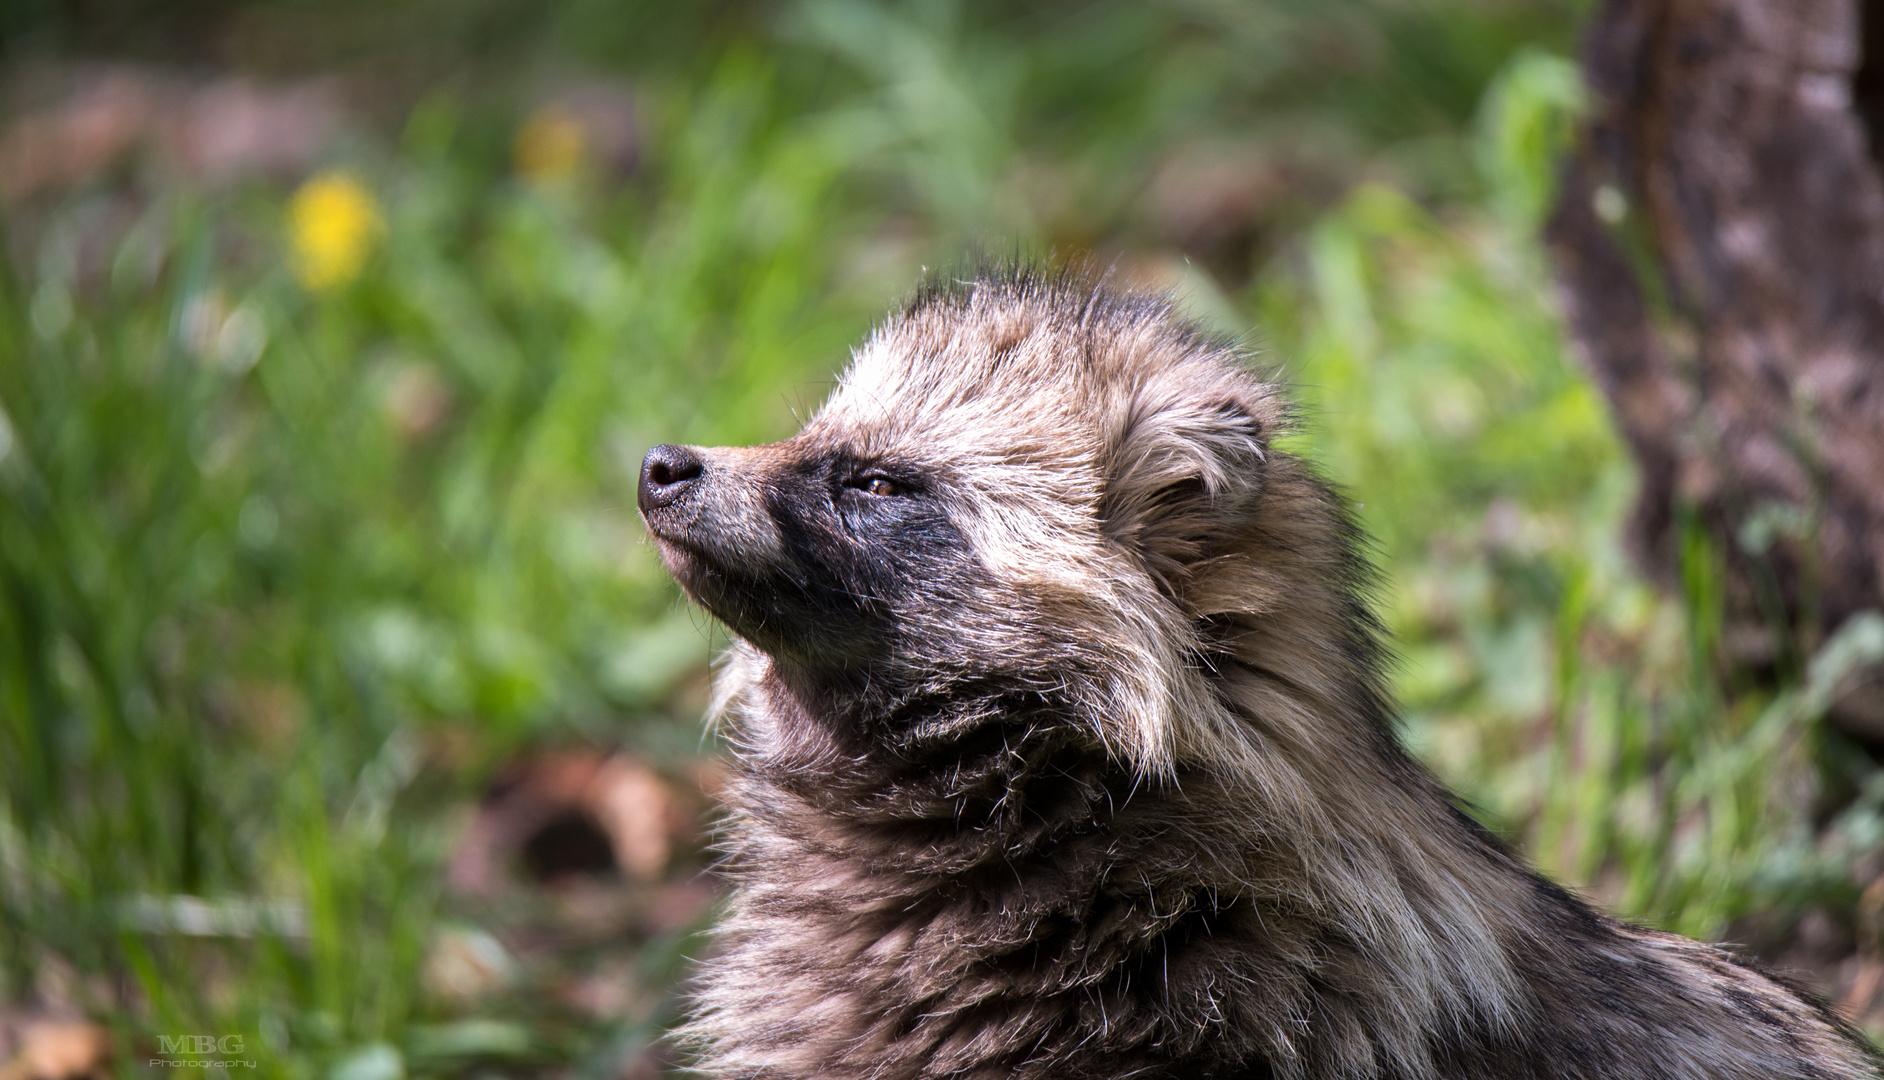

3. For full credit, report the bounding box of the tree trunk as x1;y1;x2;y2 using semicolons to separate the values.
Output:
1546;0;1884;737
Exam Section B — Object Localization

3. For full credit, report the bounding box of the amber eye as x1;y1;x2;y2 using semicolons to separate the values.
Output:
860;477;903;497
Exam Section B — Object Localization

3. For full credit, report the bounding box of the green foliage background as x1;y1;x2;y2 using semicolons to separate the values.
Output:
4;1;1882;1075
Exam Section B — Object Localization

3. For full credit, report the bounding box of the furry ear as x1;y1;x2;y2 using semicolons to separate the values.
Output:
1100;385;1267;594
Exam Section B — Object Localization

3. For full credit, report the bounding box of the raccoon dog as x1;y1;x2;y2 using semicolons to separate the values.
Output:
636;270;1878;1080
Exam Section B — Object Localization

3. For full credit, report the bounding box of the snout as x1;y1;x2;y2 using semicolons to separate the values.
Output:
634;436;884;661
636;441;786;564
638;444;705;513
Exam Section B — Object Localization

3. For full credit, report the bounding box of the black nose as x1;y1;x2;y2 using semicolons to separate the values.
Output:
639;444;704;512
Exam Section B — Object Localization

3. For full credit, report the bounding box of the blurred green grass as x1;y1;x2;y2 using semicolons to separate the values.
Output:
3;2;1881;1076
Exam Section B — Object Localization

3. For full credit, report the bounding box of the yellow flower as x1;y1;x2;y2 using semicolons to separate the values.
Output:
514;106;586;184
287;172;382;291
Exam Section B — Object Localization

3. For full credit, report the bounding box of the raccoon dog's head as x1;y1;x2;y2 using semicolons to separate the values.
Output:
638;272;1288;774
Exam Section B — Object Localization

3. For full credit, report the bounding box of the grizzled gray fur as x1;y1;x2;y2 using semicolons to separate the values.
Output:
636;270;1879;1080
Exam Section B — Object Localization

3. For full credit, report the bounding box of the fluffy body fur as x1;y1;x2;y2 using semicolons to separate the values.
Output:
636;271;1879;1079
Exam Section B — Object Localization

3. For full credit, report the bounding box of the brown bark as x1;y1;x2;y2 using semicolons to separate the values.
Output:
1546;0;1884;735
